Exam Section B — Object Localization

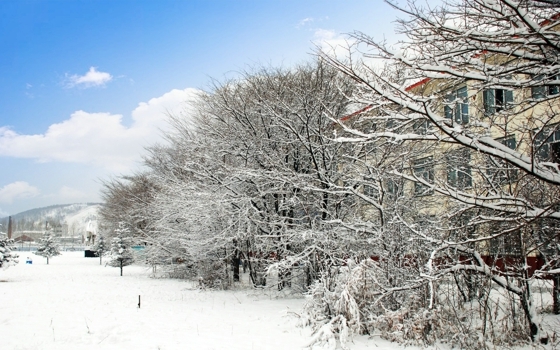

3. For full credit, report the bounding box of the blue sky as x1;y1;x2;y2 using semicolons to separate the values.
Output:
0;0;403;215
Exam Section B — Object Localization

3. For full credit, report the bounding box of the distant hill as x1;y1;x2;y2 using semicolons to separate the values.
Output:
0;203;102;239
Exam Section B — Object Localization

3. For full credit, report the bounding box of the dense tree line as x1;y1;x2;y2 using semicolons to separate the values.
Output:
99;1;560;348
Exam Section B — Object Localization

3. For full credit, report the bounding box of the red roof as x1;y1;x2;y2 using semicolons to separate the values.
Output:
540;12;560;26
338;104;373;123
405;77;431;92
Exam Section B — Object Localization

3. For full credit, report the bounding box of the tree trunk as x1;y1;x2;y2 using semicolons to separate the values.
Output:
520;235;539;342
520;290;539;342
120;259;123;276
100;255;102;265
47;257;49;265
233;257;240;282
233;242;240;282
554;275;560;315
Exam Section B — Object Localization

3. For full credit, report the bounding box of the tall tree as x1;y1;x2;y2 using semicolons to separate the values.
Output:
143;61;356;288
317;0;560;345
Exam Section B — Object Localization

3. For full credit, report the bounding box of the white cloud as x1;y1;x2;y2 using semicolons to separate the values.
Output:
0;88;200;172
66;67;113;88
313;29;354;58
0;182;40;204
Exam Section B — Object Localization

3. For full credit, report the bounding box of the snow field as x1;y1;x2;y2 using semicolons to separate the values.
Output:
0;252;433;350
0;252;310;350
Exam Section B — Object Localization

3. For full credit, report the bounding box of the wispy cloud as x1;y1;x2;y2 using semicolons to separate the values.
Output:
313;29;353;58
297;17;314;28
297;16;330;29
0;182;40;204
0;88;200;172
65;67;113;88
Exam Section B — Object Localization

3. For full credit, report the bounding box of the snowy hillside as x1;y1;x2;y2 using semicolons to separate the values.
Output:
64;204;101;236
0;203;101;237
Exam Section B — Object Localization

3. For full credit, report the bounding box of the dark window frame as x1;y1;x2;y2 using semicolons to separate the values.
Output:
531;74;560;99
444;86;469;125
413;156;434;196
483;88;514;115
446;149;473;190
489;230;522;256
486;135;518;184
534;124;560;163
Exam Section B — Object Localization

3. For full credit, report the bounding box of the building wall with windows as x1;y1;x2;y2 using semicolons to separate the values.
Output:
346;71;560;257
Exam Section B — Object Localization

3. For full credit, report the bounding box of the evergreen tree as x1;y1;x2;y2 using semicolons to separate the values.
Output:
0;238;18;269
93;234;108;265
108;224;134;276
34;233;61;265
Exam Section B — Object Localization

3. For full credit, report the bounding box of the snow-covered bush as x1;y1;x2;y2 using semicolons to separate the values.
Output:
197;258;228;290
0;238;18;269
34;233;61;265
302;254;535;349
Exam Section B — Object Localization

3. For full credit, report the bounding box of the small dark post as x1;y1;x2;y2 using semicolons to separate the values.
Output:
138;295;141;309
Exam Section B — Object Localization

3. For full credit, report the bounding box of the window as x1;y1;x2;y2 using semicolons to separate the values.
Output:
413;157;434;195
483;89;513;115
446;149;472;189
489;231;522;256
501;135;517;150
412;119;429;135
444;86;469;124
386;178;403;200
531;75;560;99
487;135;518;184
533;220;560;256
363;177;379;200
448;212;477;242
534;125;560;163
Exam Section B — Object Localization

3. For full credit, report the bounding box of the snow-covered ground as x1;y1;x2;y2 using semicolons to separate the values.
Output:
0;252;416;350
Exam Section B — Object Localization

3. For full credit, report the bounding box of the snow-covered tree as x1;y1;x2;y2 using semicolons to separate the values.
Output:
108;224;135;276
142;61;356;288
314;0;560;345
99;173;158;243
93;234;108;265
0;238;18;269
34;233;61;265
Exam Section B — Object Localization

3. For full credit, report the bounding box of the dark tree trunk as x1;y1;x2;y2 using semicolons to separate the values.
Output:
233;257;240;282
120;259;123;276
554;275;560;315
233;240;240;282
